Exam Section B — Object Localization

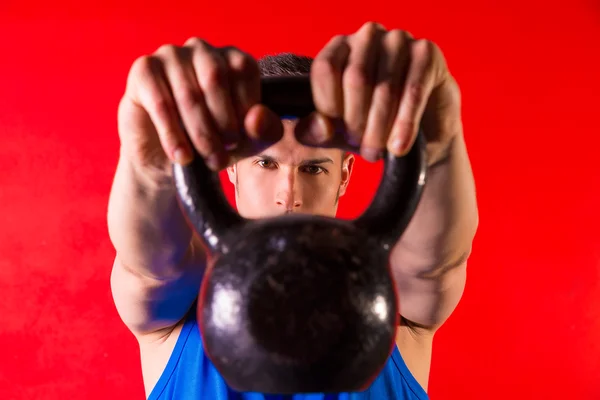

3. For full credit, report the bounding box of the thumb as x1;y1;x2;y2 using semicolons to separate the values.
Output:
294;112;336;148
230;104;284;162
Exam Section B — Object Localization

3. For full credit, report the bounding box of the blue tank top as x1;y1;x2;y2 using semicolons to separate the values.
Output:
148;305;429;400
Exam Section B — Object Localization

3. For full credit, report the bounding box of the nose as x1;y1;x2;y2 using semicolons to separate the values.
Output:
275;173;302;212
276;197;302;212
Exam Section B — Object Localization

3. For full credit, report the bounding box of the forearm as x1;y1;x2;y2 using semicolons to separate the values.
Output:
107;154;196;279
393;133;479;274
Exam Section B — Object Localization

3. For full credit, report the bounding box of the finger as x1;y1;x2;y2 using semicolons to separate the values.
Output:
221;46;261;149
157;45;228;171
293;112;336;147
127;54;193;165
361;30;412;162
187;38;240;144
389;39;442;156
221;47;261;120
311;34;350;119
229;104;283;161
342;22;386;147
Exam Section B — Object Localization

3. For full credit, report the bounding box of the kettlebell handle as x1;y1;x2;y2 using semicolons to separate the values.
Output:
173;75;427;254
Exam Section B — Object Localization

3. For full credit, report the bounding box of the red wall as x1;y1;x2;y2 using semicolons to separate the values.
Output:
1;1;599;399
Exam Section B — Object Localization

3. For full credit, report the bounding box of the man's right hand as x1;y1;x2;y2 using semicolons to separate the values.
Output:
117;38;284;184
108;40;288;340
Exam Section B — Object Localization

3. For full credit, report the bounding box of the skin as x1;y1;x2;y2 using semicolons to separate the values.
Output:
108;21;478;398
228;120;355;219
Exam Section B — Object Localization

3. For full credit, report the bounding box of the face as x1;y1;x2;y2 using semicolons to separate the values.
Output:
227;119;355;219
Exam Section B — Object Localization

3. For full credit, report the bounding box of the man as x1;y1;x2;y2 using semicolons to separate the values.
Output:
107;22;479;400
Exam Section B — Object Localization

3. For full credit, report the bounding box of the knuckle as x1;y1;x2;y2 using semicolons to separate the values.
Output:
199;59;226;89
226;49;246;69
427;39;442;56
227;50;258;76
325;34;348;51
184;36;208;49
376;80;400;102
174;86;201;110
413;39;435;62
344;64;370;89
311;56;342;79
330;34;347;43
405;81;426;105
131;54;156;76
386;29;408;46
150;96;172;117
360;21;382;35
155;44;178;57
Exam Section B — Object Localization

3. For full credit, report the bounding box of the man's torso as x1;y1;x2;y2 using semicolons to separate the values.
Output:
138;307;433;400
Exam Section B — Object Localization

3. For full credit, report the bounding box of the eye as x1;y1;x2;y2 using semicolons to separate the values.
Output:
257;159;277;169
301;165;326;175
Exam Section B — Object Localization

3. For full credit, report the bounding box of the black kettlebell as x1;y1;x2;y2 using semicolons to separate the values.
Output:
172;75;427;394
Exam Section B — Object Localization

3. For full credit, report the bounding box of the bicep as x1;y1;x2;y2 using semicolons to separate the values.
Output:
110;242;205;340
394;259;468;332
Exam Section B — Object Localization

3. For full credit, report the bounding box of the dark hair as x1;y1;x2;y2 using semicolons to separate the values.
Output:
257;53;313;77
257;53;350;165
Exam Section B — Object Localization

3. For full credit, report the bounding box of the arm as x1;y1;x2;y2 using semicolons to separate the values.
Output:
107;41;276;341
306;27;477;333
391;132;479;332
108;155;205;339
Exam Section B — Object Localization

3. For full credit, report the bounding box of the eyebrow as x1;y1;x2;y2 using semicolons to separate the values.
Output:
256;154;334;165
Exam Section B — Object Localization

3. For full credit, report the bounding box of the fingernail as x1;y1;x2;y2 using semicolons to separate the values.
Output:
174;147;192;165
257;113;273;135
361;147;384;163
307;114;330;144
254;110;279;141
391;138;406;155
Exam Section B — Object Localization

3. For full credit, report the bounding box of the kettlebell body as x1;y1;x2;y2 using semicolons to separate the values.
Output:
200;216;397;393
173;75;427;394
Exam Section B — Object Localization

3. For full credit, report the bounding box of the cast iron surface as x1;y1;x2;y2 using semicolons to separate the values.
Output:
172;75;428;394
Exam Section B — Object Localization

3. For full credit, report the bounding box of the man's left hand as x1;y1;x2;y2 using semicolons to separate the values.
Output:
302;21;463;164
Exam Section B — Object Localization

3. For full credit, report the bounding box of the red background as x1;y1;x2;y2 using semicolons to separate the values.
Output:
1;1;599;399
